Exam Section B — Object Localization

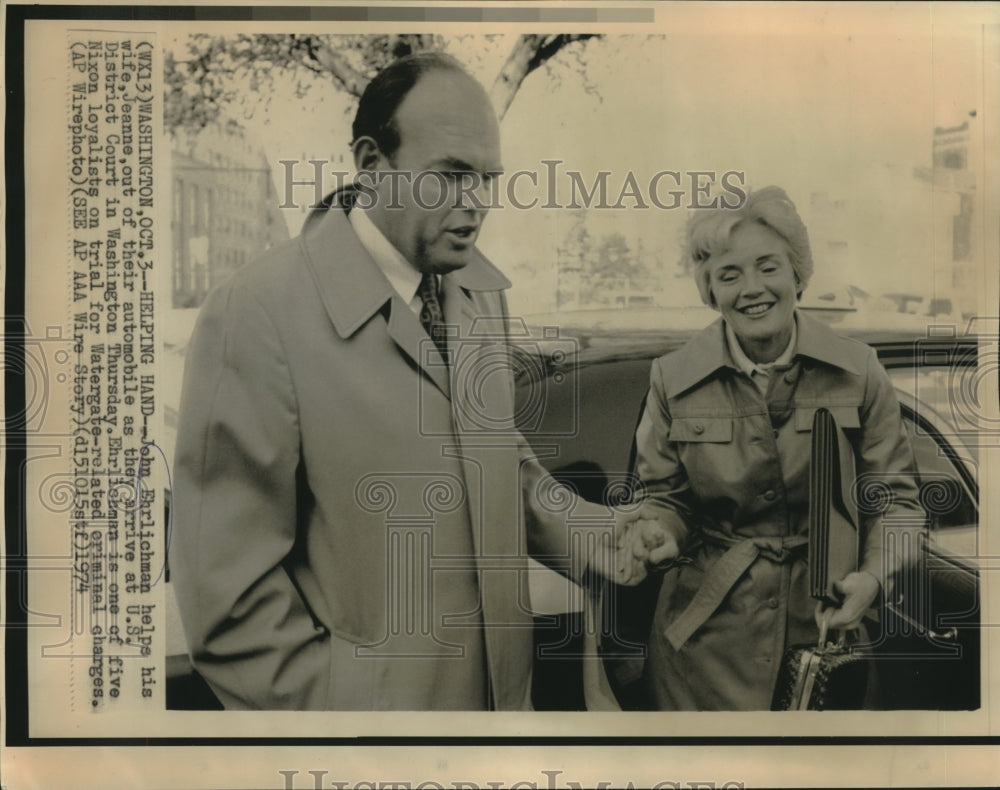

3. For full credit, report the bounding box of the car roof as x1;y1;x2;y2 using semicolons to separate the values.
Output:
512;306;979;373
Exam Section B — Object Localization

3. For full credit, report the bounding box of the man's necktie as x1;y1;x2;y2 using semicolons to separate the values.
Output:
418;272;449;364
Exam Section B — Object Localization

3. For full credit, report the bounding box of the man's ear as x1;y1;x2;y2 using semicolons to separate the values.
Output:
352;136;383;172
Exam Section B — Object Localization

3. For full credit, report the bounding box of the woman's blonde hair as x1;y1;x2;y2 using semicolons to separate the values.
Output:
683;186;813;307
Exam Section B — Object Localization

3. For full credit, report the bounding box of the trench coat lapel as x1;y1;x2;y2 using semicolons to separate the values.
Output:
300;206;451;398
442;273;530;709
442;275;486;560
386;294;451;398
441;275;520;558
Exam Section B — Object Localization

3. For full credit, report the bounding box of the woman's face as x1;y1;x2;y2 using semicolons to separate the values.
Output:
706;221;800;362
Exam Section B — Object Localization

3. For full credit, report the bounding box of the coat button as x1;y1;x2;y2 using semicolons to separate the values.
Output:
692;423;704;435
784;372;796;384
763;490;777;502
767;598;780;609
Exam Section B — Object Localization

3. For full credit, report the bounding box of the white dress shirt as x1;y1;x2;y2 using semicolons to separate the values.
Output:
725;316;798;394
349;206;427;315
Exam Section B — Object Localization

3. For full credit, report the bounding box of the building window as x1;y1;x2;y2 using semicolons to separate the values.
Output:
189;183;200;232
172;178;183;227
934;146;968;170
173;240;183;296
172;177;186;301
953;193;973;261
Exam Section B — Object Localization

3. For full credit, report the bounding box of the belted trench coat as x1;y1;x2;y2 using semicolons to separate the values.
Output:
634;312;924;710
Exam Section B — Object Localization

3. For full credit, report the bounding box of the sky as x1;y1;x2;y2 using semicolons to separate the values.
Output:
169;5;992;316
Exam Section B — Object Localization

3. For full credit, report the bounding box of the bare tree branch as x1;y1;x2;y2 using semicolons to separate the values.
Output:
489;34;598;119
164;33;602;132
304;36;370;97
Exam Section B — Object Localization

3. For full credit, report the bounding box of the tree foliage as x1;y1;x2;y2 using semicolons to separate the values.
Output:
165;33;599;133
591;232;648;289
555;217;655;308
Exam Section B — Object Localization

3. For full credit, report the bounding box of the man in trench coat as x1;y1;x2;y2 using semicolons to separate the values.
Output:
169;52;641;710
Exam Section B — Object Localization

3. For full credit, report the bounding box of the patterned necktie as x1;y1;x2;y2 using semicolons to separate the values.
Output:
417;272;449;364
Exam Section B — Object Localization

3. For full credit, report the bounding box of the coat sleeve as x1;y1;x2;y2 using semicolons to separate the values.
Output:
855;346;926;595
523;354;696;582
517;444;597;584
170;279;332;710
494;290;623;584
520;436;642;585
631;356;698;550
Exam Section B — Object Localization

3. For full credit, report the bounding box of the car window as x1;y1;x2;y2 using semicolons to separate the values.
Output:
901;416;977;531
891;367;979;559
890;367;980;465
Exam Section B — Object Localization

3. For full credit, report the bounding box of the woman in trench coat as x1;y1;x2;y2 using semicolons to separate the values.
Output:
629;186;924;710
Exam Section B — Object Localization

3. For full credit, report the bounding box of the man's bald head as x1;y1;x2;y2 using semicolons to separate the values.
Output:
351;51;487;161
349;53;502;274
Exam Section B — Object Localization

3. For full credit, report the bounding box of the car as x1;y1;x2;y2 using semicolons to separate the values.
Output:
164;307;983;712
513;307;982;711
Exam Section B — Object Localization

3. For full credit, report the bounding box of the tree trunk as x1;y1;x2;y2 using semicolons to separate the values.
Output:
310;41;370;98
490;35;544;118
490;34;597;119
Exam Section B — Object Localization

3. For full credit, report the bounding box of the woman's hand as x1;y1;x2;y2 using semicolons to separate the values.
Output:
615;517;679;586
815;571;881;632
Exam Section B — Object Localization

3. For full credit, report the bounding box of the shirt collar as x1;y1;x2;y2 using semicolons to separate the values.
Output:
299;190;513;339
348;206;423;308
725;318;797;378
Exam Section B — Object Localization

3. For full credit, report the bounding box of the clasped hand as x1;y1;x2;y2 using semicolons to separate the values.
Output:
590;511;678;586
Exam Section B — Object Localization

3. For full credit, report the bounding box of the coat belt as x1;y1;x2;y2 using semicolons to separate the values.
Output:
664;528;808;651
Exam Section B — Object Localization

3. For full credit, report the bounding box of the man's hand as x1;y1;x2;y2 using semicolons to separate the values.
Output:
597;512;679;586
815;571;881;632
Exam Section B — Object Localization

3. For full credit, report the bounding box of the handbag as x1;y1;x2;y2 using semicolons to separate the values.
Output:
771;618;870;710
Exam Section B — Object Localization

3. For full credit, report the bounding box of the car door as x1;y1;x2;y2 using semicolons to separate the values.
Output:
867;342;981;710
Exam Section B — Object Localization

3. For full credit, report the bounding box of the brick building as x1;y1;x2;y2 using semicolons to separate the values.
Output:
170;125;289;308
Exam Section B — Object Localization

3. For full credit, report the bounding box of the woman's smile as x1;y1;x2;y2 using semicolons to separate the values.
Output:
738;301;775;317
706;221;800;362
